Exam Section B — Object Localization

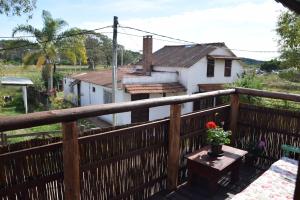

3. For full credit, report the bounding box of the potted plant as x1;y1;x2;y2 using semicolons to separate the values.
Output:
206;121;231;157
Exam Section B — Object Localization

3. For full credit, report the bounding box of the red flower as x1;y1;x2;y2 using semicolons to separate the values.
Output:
206;121;217;129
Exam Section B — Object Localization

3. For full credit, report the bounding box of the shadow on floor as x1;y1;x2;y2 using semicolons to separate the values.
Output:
150;164;265;200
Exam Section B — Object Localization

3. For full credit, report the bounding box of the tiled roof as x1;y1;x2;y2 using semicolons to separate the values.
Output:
71;68;142;88
124;83;186;94
137;43;236;68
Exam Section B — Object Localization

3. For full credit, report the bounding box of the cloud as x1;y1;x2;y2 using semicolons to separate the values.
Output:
81;0;285;60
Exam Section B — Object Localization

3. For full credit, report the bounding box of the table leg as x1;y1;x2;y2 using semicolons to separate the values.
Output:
187;169;194;186
208;179;218;194
231;163;240;183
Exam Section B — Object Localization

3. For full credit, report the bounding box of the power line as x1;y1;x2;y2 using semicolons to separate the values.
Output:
118;31;187;44
0;25;112;51
119;25;196;44
119;24;280;53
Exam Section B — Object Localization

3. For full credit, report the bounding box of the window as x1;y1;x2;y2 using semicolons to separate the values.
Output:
207;59;215;77
224;60;232;77
92;87;96;92
104;90;112;104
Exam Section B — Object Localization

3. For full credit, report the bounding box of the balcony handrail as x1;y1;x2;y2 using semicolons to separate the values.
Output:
236;87;300;102
2;87;300;132
0;89;234;132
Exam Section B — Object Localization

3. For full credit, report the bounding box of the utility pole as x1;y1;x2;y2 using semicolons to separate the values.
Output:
112;16;118;126
119;46;124;66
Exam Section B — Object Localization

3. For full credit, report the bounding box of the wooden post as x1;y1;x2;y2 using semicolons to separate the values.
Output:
230;94;239;145
167;104;181;190
62;121;80;200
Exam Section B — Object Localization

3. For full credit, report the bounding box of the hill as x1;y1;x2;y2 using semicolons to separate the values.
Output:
241;57;264;66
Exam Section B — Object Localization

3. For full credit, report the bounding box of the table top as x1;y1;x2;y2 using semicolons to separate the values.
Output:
185;145;248;171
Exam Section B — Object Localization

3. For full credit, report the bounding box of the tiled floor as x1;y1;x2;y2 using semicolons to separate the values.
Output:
150;164;265;200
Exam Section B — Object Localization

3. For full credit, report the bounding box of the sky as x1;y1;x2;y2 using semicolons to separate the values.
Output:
0;0;287;60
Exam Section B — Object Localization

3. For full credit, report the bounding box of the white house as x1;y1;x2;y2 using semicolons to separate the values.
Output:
64;36;244;125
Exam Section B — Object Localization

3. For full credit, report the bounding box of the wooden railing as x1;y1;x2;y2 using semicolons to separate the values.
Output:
0;87;300;199
0;89;234;200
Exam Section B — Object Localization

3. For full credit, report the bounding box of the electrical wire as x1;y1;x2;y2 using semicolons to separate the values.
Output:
0;25;112;51
119;25;280;53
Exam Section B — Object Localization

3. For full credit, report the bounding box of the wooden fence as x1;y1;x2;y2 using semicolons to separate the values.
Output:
234;103;300;167
0;88;300;199
0;105;230;200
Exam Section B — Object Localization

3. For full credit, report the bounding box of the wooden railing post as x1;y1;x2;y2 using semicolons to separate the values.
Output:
167;104;181;190
62;121;80;200
230;94;239;144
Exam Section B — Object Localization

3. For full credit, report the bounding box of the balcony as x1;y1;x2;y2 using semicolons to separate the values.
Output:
0;87;299;200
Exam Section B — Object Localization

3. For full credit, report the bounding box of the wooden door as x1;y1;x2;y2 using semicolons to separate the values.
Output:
131;94;149;123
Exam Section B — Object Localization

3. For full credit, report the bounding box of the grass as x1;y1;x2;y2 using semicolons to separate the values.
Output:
0;64;108;78
257;73;300;93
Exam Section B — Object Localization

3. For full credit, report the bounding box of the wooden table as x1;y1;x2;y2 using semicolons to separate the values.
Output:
185;145;247;193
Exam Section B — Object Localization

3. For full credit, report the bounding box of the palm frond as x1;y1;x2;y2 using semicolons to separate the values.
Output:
23;50;43;66
12;24;43;42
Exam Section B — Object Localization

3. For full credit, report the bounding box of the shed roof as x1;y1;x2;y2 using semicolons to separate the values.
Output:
0;77;33;86
124;83;186;94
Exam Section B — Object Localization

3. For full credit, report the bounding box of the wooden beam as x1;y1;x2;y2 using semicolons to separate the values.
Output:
230;94;239;144
0;89;235;132
236;87;300;102
62;121;80;200
167;104;181;190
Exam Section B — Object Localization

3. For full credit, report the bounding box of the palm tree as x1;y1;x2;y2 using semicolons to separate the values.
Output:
12;10;87;91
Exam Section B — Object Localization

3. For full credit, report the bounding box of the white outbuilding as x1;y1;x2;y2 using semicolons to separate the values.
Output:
64;36;244;125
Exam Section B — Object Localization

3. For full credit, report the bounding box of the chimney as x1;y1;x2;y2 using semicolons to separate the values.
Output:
143;35;153;75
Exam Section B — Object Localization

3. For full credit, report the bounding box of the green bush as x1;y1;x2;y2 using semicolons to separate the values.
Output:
260;59;281;72
230;73;263;89
53;71;64;89
11;93;25;112
50;92;73;110
279;68;300;83
29;74;46;91
227;73;263;104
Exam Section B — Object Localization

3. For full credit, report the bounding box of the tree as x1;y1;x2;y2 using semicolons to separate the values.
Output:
0;0;36;18
260;59;281;72
276;11;300;68
0;39;38;63
12;10;87;90
84;31;141;69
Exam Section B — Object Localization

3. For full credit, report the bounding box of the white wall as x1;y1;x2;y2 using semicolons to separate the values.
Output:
123;71;178;84
186;48;244;94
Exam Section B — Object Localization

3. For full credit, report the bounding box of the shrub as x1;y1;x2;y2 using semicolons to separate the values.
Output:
260;59;281;72
50;92;73;110
227;73;263;104
230;73;263;89
279;68;300;82
29;74;46;92
53;71;64;89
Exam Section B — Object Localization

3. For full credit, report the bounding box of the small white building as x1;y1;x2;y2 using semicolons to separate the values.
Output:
64;36;244;125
